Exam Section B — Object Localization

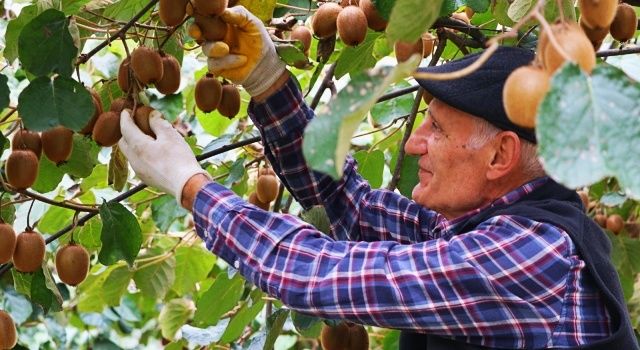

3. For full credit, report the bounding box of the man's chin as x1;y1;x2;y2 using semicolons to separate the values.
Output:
411;184;430;206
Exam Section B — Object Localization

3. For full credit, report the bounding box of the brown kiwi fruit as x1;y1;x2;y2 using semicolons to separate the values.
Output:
609;3;637;42
594;213;607;228
248;192;270;210
188;22;204;41
0;310;17;350
193;0;227;16
12;129;42;158
337;6;368;47
321;323;350;350
218;84;241;118
503;64;550;129
578;0;618;30
13;230;46;273
606;214;624;234
155;54;181;95
540;21;595;74
291;26;312;54
130;47;164;85
340;0;359;6
359;0;387;31
56;243;90;286
347;324;369;350
195;75;223;113
256;174;279;203
42;126;74;164
92;111;122;147
422;32;436;57
134;105;156;137
259;167;276;176
312;3;343;39
117;57;132;93
6;150;39;190
160;0;188;26
579;17;609;49
395;39;423;63
194;14;228;41
80;88;104;135
110;97;134;113
0;223;17;264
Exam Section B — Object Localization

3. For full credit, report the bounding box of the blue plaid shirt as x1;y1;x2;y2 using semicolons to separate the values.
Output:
193;76;611;348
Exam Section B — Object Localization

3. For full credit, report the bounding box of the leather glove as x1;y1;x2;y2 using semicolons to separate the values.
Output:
202;6;286;96
118;110;210;204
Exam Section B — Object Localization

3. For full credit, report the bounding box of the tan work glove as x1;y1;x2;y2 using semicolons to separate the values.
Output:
202;6;286;96
118;110;210;204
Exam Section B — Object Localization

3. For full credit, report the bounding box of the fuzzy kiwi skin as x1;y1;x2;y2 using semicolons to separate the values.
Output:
337;6;368;46
218;84;241;118
193;0;227;16
194;14;228;41
110;97;134;113
312;3;343;38
248;192;270;210
347;324;369;350
609;3;638;42
42;126;74;164
13;230;46;273
195;75;223;113
321;323;350;350
291;26;312;54
159;0;188;26
56;243;90;286
540;21;595;74
6;150;39;190
80;88;104;136
12;129;42;158
93;111;122;147
118;57;132;93
395;39;423;63
155;54;181;95
134;106;156;137
130;47;164;85
503;65;550;129
0;310;17;350
0;223;17;264
578;0;618;30
256;174;279;203
359;0;387;31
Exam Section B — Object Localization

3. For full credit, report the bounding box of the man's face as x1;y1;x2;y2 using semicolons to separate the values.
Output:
404;99;494;219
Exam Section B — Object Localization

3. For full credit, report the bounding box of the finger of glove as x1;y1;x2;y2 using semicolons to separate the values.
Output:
148;111;180;140
221;6;261;30
202;41;230;58
120;109;152;144
208;55;248;74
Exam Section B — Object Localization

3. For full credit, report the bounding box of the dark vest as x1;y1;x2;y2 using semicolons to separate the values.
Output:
399;179;639;349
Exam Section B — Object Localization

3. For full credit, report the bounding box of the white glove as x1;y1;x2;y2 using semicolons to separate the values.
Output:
202;6;286;96
118;110;210;204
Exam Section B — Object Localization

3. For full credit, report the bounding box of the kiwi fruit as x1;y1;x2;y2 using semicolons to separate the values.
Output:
117;57;132;93
0;310;17;350
0;223;17;264
188;22;204;41
606;214;624;234
609;3;637;42
465;6;475;19
130;47;164;85
134;105;156;137
218;84;241;118
594;213;607;228
195;75;223;113
160;0;188;26
291;26;312;54
312;3;343;39
13;230;46;273
12;129;42;158
422;32;436;57
321;323;350;350
256;174;279;203
578;0;618;30
6;150;39;190
347;324;369;350
579;17;609;49
110;97;134;113
340;0;359;6
503;64;550;129
56;243;90;286
92;111;122;147
359;0;387;31
337;6;368;47
193;0;227;16
194;14;228;41
395;39;423;63
80;88;104;135
155;53;181;95
248;192;270;210
540;21;596;74
42;126;74;164
259;167;276;176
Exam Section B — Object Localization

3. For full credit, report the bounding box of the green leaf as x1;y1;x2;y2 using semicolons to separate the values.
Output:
108;145;129;192
38;205;73;233
18;76;94;131
159;299;195;341
18;9;77;76
391;153;419;197
237;0;277;22
133;255;176;300
219;288;265;344
335;31;382;79
30;267;63;313
150;93;184;122
0;75;9;111
76;217;103;251
608;231;640;299
507;0;532;22
466;0;490;12
373;0;395;20
32;156;65;193
383;330;400;350
180;321;229;346
61;0;92;15
12;270;33;296
81;164;108;192
370;82;415;125
0;196;17;224
194;272;245;327
4;5;39;63
353;150;385;189
264;309;290;350
77;263;132;312
172;246;216;296
275;42;309;67
98;202;142;266
303;58;419;178
151;195;188;232
103;0;150;21
291;311;323;338
223;157;246;187
300;206;331;235
59;135;101;178
386;0;444;43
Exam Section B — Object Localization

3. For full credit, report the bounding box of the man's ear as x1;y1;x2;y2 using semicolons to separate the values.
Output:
486;131;520;181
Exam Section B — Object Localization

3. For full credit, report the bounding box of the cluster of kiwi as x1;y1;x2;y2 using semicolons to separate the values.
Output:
579;0;637;48
577;190;628;235
247;167;279;210
118;47;181;96
320;322;369;350
310;0;387;47
194;74;241;118
395;32;437;63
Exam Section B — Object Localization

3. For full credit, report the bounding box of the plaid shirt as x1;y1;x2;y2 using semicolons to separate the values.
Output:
193;76;611;348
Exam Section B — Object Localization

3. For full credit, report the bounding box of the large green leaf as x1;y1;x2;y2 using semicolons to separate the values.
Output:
172;246;217;296
160;299;195;340
38;205;73;233
77;263;132;312
237;0;277;22
133;255;176;299
391;153;420;197
353;150;385;189
151;195;188;232
291;311;324;338
61;0;92;15
373;0;395;20
76;217;103;252
386;0;444;43
12;270;32;296
18;9;77;77
219;289;265;344
194;273;245;327
30;267;63;313
370;82;415;125
32;156;65;193
0;75;9;111
98;202;142;266
103;0;150;21
303;58;419;178
18;76;94;131
335;31;382;79
4;5;39;63
60;135;101;178
264;309;290;350
608;231;640;300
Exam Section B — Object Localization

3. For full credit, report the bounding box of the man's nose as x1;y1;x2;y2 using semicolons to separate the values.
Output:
404;122;428;155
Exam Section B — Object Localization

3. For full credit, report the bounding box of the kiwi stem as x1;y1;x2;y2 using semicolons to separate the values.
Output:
533;12;572;63
81;9;171;32
0;108;17;124
25;199;35;231
159;15;191;49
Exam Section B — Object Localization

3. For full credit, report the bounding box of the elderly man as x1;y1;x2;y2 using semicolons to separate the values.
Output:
118;6;637;350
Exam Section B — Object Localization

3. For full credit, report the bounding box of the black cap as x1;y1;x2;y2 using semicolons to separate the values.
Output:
416;46;537;143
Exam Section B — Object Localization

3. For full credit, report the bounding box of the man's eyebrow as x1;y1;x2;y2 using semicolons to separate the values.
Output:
428;109;441;126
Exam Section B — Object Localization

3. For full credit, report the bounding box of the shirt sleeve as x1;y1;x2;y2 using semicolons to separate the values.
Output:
247;75;439;243
193;182;572;349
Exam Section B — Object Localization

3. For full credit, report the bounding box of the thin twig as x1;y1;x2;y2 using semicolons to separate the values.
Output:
310;63;337;109
18;190;99;213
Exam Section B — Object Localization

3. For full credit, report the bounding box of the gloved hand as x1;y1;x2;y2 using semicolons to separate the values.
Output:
202;5;286;96
118;110;210;204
